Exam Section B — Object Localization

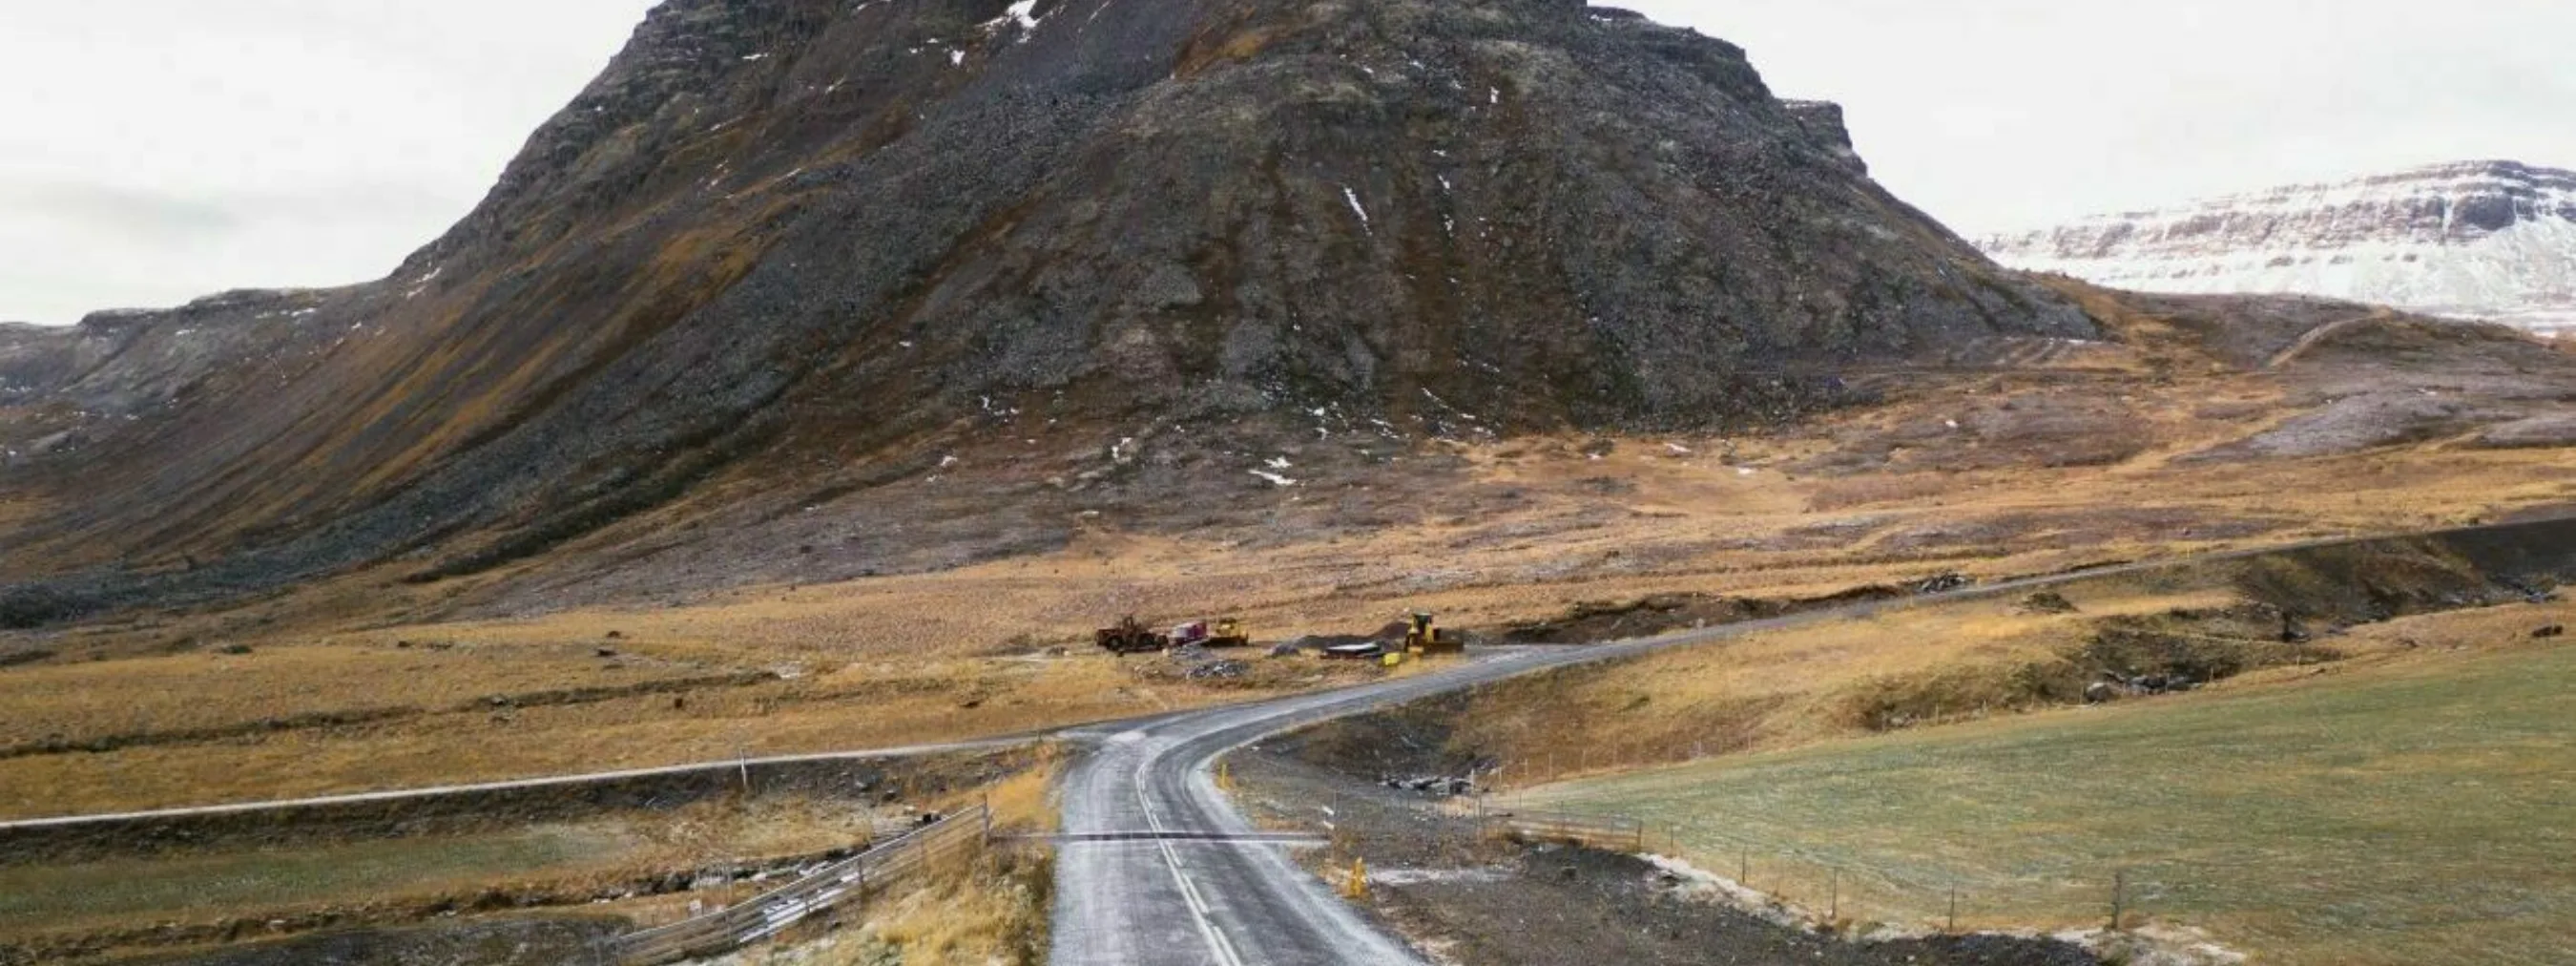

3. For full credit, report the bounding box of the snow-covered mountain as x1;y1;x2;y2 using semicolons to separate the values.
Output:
1980;160;2576;337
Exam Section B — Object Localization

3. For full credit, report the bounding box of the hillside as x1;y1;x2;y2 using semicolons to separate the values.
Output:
1981;160;2576;337
0;0;2113;629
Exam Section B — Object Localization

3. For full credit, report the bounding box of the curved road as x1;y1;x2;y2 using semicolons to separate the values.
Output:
2266;307;2395;369
1041;512;2555;965
1047;602;1900;966
2;519;2545;963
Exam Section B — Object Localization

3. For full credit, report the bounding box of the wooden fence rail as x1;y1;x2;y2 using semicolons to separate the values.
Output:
1482;808;1648;852
612;806;989;965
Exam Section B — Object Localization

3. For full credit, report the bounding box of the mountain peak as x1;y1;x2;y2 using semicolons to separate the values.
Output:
1981;160;2576;336
3;0;2093;624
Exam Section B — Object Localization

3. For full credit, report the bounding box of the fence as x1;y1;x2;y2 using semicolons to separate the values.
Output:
1470;804;2171;935
1480;808;1651;853
611;806;989;965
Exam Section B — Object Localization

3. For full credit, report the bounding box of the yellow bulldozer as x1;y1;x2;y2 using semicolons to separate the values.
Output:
1174;618;1253;649
1403;612;1466;655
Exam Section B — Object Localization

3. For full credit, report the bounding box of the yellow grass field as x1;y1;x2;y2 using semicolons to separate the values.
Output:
4;428;2568;819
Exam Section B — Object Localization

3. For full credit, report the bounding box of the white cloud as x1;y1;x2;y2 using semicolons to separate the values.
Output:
0;0;659;324
1615;0;2576;234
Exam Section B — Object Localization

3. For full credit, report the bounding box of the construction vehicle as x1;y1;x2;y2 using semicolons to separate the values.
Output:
1403;612;1466;655
1095;616;1171;655
1174;618;1253;649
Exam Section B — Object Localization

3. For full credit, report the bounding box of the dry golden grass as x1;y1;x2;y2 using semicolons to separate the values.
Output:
11;430;2568;818
0;650;1376;818
975;745;1063;833
9;338;2573;820
706;846;1051;966
0;493;50;532
858;850;1050;966
0;640;724;748
1449;572;2528;789
1446;584;2228;786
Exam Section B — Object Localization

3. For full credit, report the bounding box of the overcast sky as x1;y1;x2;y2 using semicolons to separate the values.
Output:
6;1;2573;325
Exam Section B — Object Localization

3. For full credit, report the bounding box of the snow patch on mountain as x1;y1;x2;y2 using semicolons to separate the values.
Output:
1980;160;2576;338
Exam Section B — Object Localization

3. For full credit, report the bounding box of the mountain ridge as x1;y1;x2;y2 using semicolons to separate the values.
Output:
1980;159;2576;337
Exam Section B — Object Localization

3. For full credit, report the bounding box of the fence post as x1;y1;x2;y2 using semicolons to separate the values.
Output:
1947;881;1959;934
1739;846;1749;886
1828;868;1839;923
2109;869;2127;932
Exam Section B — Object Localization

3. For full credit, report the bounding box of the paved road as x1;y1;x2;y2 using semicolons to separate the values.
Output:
1046;602;1901;966
10;518;2549;962
1038;515;2516;966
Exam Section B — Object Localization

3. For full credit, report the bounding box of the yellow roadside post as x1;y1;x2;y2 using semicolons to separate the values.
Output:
1344;857;1369;900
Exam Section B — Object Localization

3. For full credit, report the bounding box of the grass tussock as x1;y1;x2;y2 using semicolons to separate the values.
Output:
734;849;1052;966
976;745;1063;833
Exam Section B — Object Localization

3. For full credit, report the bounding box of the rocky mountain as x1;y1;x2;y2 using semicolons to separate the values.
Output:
0;0;2108;626
1981;160;2576;337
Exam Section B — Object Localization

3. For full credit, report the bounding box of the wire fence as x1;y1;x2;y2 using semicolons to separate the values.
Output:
610;805;990;965
1470;804;2165;935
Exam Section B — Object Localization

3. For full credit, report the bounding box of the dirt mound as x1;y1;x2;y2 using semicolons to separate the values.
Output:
1487;585;1909;645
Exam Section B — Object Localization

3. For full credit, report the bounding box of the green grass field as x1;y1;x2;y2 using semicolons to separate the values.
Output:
0;827;624;936
1507;644;2576;966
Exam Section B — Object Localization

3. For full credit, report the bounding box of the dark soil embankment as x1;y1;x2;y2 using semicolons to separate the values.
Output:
1479;583;1913;645
3;840;900;966
0;746;1030;867
89;918;622;966
1380;846;2095;966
